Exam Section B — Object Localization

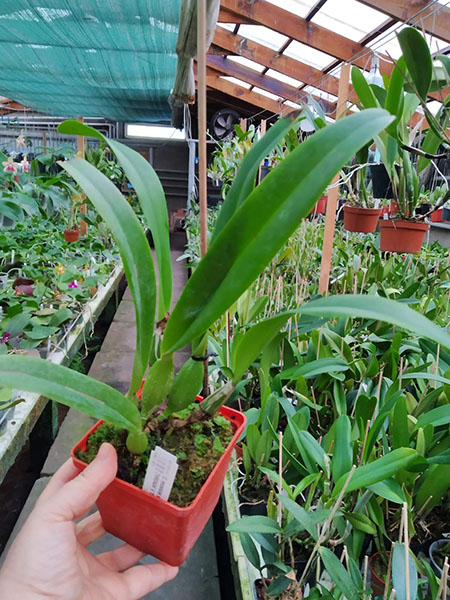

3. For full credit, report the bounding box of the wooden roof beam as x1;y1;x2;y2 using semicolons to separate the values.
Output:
207;54;337;114
357;0;450;44
212;27;341;98
204;72;282;114
218;7;249;24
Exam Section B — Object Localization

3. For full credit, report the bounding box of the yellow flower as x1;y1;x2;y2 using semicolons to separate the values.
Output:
84;264;89;271
55;264;65;275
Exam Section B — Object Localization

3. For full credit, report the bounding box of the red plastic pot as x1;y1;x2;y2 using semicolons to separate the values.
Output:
309;195;327;216
72;401;245;566
431;208;444;223
369;553;388;595
64;227;80;242
343;205;381;233
379;219;429;254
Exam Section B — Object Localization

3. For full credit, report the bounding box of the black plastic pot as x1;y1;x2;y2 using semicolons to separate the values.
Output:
429;539;450;579
370;164;393;199
443;207;450;221
238;491;267;517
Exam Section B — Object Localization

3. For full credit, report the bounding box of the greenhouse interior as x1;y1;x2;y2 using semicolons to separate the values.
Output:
0;0;450;599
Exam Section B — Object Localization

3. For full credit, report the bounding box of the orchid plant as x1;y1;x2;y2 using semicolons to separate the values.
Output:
0;109;449;457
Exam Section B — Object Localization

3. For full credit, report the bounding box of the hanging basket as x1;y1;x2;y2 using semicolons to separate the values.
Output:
379;219;429;254
343;205;381;233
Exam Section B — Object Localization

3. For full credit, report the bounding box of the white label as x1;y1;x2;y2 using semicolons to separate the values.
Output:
143;446;179;501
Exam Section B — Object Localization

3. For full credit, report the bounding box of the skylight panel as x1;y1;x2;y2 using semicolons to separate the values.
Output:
266;69;302;88
238;24;288;51
220;76;252;90
264;0;317;18
252;87;282;101
284;40;335;70
303;86;337;103
228;55;266;73
311;0;388;42
217;22;236;31
284;100;302;109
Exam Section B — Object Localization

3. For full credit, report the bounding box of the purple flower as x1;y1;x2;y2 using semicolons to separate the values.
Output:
68;280;78;289
1;332;11;344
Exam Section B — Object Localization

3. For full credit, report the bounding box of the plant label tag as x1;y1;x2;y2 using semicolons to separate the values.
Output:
143;446;178;501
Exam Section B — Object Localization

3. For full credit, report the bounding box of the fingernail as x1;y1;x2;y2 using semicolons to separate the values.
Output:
97;443;110;461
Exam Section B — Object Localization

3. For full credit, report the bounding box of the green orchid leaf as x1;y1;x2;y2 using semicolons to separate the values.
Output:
320;547;360;600
226;515;281;534
351;66;378;109
278;495;318;539
392;542;418;600
332;415;353;482
61;158;156;395
212;115;300;241
57;119;171;320
277;357;349;381
0;355;141;432
397;27;432;100
298;295;450;350
162;109;394;354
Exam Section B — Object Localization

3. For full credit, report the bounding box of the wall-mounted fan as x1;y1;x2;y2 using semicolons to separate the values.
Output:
210;108;240;141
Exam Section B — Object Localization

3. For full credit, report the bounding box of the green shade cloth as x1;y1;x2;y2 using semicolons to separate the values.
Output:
0;1;181;122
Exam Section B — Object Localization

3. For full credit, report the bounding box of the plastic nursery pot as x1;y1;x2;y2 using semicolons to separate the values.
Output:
369;552;390;596
431;208;444;223
64;227;80;243
343;205;382;233
72;400;246;566
429;539;450;580
309;195;327;216
379;219;429;254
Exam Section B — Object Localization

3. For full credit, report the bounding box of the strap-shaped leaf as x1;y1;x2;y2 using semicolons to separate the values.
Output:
162;109;394;354
212;115;299;241
0;355;141;431
297;294;450;350
320;547;360;600
397;27;432;100
61;158;156;394
58;120;171;319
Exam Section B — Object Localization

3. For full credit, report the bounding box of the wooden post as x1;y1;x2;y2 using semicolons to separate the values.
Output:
258;119;267;182
197;0;209;395
318;63;350;295
77;116;88;236
239;118;247;132
42;131;47;155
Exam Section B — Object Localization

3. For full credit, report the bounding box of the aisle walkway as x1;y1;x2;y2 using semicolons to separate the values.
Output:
1;233;221;599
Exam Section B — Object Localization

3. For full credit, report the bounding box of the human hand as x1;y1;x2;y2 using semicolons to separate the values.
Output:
0;443;178;599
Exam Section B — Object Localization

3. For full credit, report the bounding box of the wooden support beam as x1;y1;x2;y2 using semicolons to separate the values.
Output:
218;7;249;23
205;74;282;114
207;55;337;114
357;0;450;44
319;64;351;296
212;27;342;99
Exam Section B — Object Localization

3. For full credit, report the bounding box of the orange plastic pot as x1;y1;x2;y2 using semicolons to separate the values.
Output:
309;195;327;216
431;208;444;223
71;400;245;566
343;205;381;233
379;219;429;254
64;227;80;242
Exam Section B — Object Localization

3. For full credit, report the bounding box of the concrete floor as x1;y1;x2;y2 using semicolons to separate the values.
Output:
0;233;221;599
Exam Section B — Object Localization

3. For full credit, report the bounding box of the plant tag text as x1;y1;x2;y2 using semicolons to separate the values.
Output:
143;446;178;501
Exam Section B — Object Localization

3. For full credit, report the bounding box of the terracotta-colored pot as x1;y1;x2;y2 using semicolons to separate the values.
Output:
343;205;382;233
72;401;246;566
379;219;429;254
431;208;444;223
309;195;327;216
64;227;80;242
369;553;389;595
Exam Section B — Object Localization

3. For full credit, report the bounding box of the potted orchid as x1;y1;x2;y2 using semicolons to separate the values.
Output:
63;193;84;242
1;109;449;567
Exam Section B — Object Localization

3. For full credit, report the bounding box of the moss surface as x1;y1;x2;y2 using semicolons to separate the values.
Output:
77;407;233;507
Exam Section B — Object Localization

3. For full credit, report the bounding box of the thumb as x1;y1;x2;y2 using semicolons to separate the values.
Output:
43;443;118;521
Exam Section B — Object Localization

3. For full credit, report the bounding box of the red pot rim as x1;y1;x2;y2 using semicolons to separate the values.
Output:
379;219;429;231
71;399;245;515
344;205;382;216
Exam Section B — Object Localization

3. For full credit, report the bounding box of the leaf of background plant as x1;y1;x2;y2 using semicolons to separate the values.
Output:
212;116;299;241
26;325;59;340
266;576;291;597
332;448;418;496
61;158;156;395
391;395;409;449
232;313;291;383
0;355;141;431
57;120;171;320
320;547;360;600
344;511;377;535
332;415;353;482
385;57;406;140
392;542;418;600
226;515;281;534
368;478;405;504
351;66;379;109
416;403;450;429
298;295;450;350
278;495;318;539
278;357;349;381
397;27;432;100
238;532;261;570
162;109;394;354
